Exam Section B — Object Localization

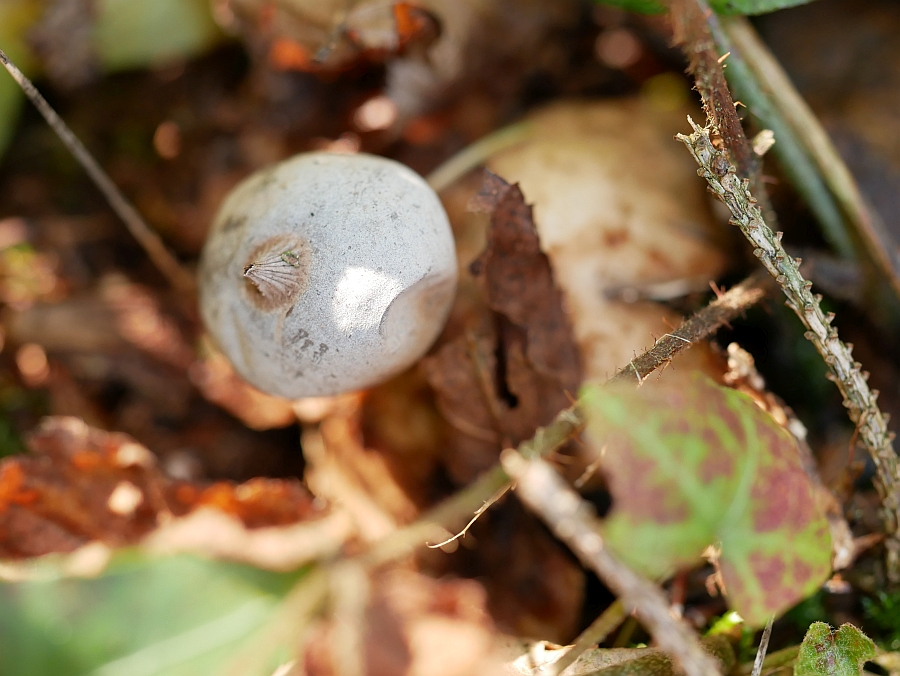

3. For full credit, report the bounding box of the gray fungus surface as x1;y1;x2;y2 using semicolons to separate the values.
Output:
199;152;458;398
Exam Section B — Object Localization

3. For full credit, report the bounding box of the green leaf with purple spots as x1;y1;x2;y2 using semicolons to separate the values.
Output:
795;623;875;676
582;374;831;627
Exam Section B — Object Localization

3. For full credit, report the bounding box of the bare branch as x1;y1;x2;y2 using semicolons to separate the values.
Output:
500;451;721;676
608;271;769;385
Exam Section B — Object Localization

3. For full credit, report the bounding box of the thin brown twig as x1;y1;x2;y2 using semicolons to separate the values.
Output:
667;0;776;228
608;271;769;385
0;47;196;296
424;483;511;549
500;450;721;676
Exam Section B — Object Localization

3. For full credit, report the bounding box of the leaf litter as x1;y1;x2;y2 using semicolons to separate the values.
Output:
1;0;898;673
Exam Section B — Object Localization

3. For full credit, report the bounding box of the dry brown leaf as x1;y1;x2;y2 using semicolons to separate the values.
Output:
0;416;325;559
420;172;585;642
304;569;507;676
423;171;582;483
485;99;731;384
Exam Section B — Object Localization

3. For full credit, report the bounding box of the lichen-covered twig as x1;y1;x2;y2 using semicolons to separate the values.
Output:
676;117;900;579
500;450;722;676
0;47;196;296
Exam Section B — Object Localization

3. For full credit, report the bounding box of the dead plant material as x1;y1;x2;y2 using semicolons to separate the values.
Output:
0;416;324;559
500;450;723;676
607;272;769;385
423;171;582;483
303;568;505;676
667;0;774;225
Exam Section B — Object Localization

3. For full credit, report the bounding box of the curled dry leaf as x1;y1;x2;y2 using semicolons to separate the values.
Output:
422;172;585;642
484;99;730;384
0;416;327;563
423;171;582;483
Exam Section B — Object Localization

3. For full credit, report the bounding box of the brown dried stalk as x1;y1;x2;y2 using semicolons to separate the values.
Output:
0;47;196;296
667;0;776;228
676;117;900;579
501;450;722;676
607;271;769;386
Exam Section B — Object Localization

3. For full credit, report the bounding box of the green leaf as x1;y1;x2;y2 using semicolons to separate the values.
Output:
590;0;666;15
795;623;876;676
708;0;818;15
0;551;306;676
589;0;817;16
582;374;832;627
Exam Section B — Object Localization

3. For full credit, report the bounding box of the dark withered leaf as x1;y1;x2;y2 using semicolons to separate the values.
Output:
422;171;585;642
424;171;581;483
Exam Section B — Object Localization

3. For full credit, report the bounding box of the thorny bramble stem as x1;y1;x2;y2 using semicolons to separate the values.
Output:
676;117;900;579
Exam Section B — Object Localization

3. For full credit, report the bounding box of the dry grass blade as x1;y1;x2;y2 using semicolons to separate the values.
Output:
750;617;775;676
677;117;900;581
541;600;627;676
0;47;196;296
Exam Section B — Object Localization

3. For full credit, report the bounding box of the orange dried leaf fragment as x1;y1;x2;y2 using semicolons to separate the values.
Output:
0;416;323;559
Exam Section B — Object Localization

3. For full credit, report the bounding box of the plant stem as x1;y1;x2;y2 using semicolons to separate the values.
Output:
699;18;857;261
425;122;532;193
721;17;900;302
607;271;769;385
676;117;900;580
668;0;765;209
501;450;721;676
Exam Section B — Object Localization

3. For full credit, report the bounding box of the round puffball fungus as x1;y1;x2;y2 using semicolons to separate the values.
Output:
199;152;458;399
